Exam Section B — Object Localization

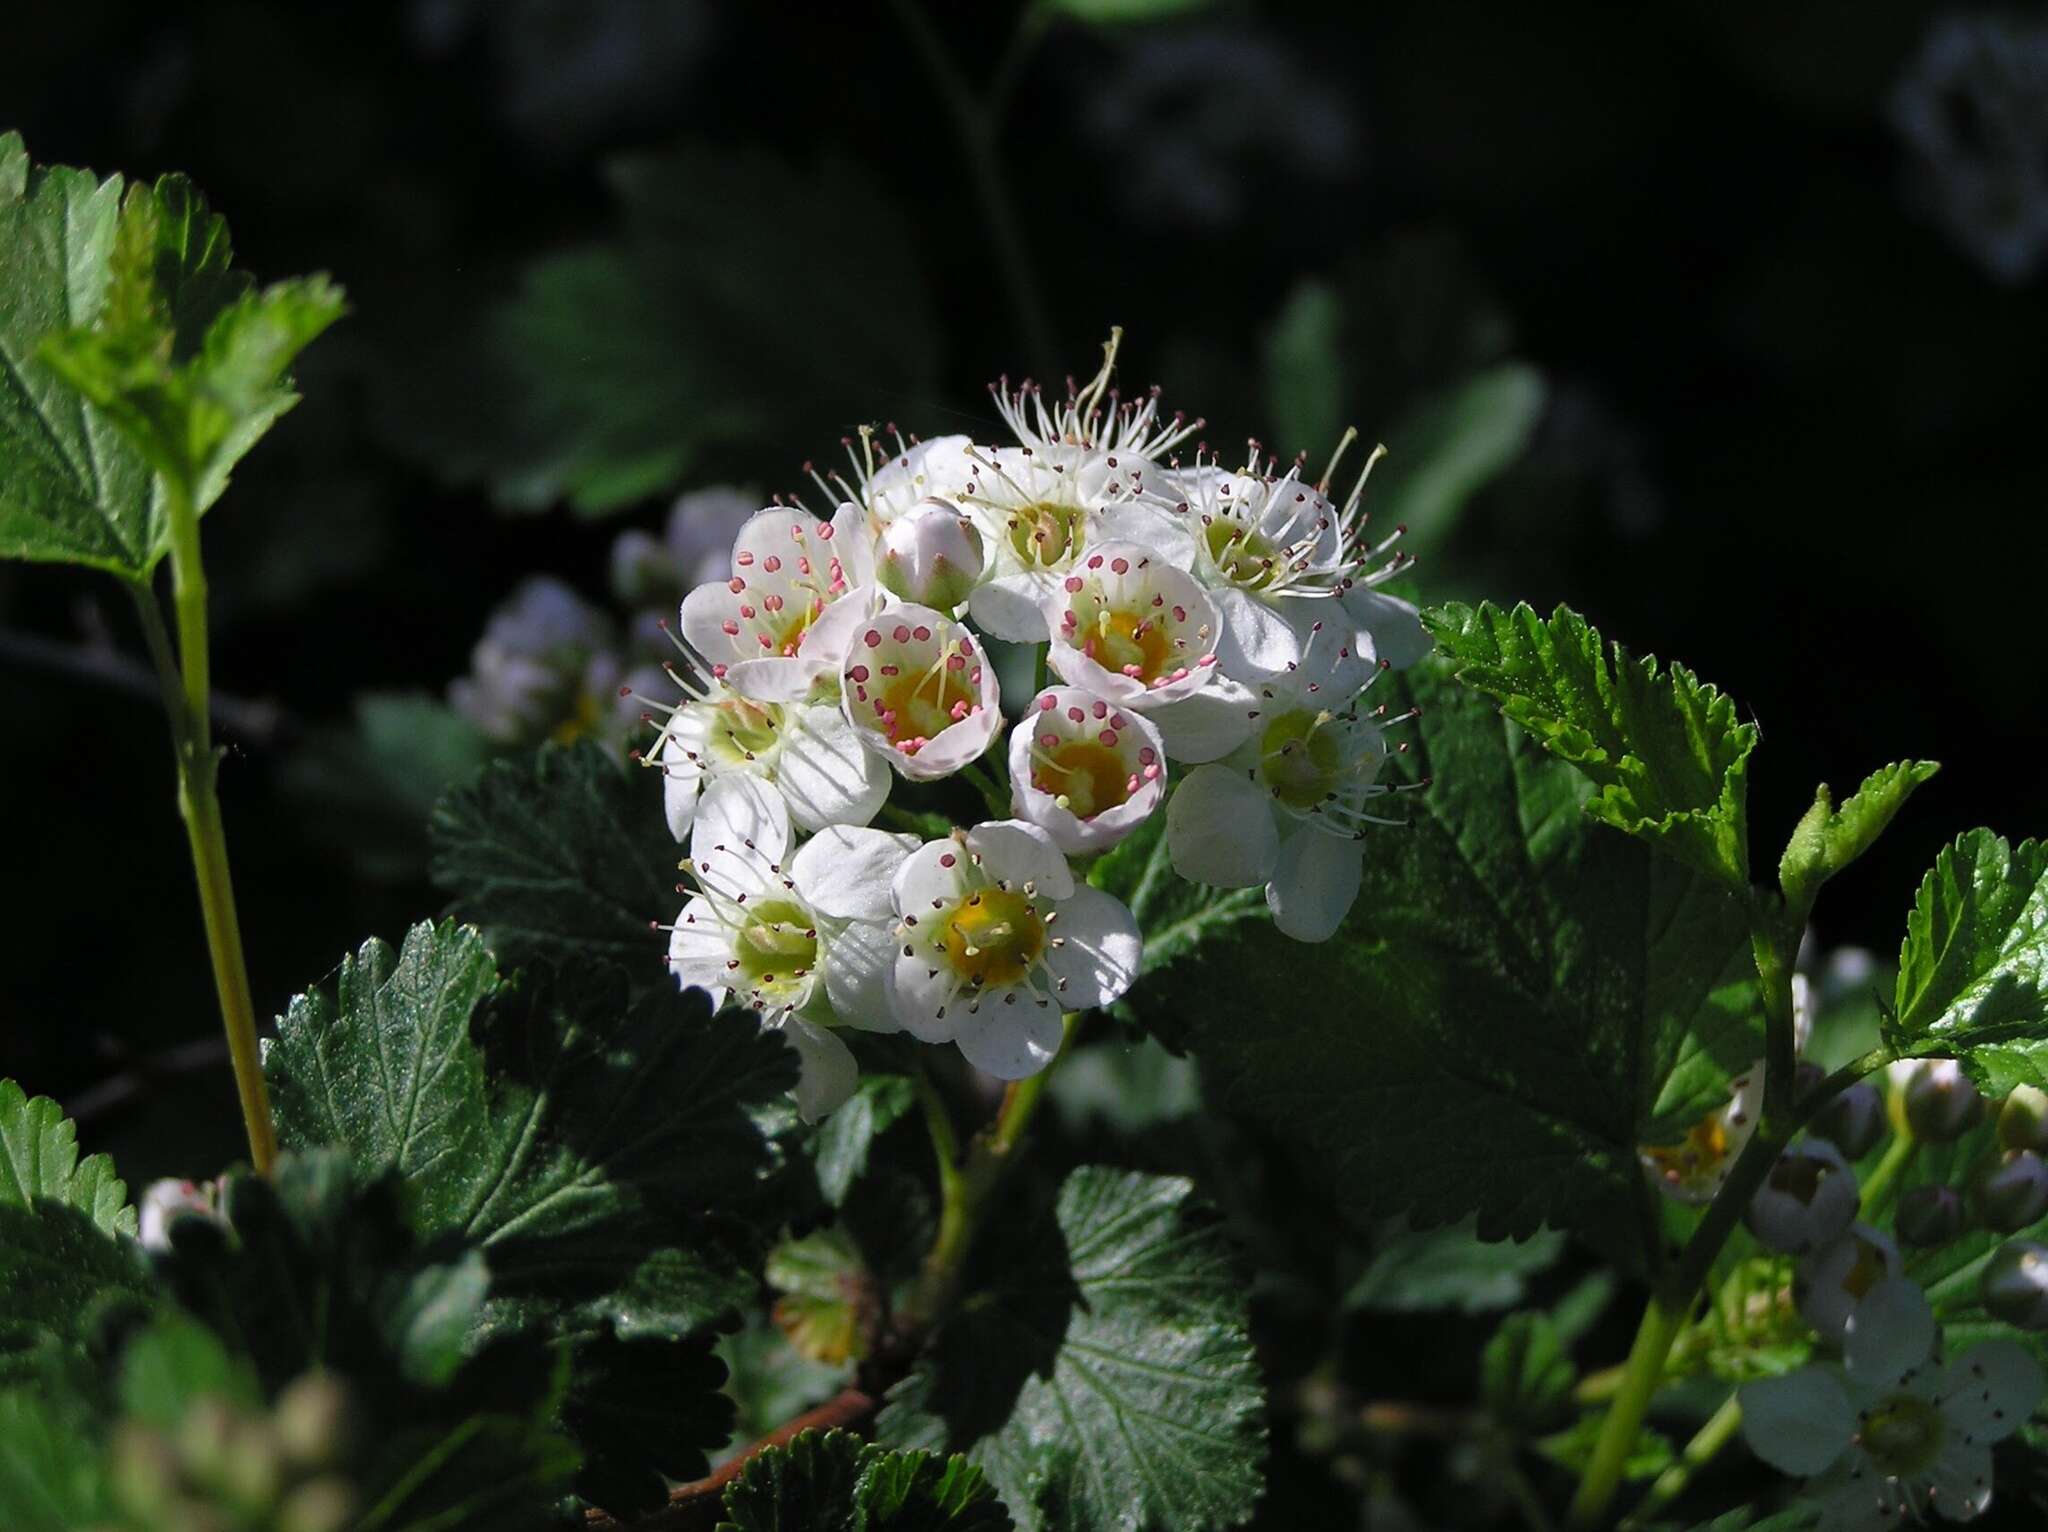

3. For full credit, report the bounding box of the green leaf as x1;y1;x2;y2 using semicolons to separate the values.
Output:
264;921;798;1341
1345;1219;1566;1316
1426;601;1758;887
0;135;342;574
429;741;676;973
0;1200;158;1393
1262;279;1342;456
0;1389;109;1531
1779;761;1941;916
1090;812;1268;1023
0;1078;136;1236
1534;1412;1674;1480
564;1331;733;1517
717;1428;1012;1532
811;1075;916;1208
116;1316;259;1427
877;1168;1264;1532
1480;1312;1573;1432
1370;364;1546;566
1130;659;1763;1262
1889;830;2048;1080
1045;0;1213;21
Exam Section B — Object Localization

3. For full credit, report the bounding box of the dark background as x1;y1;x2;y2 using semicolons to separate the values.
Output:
5;0;2045;1182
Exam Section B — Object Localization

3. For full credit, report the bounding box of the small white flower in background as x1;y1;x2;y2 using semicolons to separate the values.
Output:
1747;1139;1861;1255
1008;686;1167;853
611;485;761;609
678;503;875;695
887;820;1141;1078
839;605;1002;781
664;781;917;1120
1798;1224;1905;1342
450;575;634;749
138;1178;218;1251
1741;1278;2042;1529
649;671;888;838
1164;632;1419;941
1040;542;1224;709
1640;1063;1765;1206
876;498;986;613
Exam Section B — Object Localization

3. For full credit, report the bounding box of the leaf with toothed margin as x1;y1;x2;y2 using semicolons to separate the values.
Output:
0;1079;136;1237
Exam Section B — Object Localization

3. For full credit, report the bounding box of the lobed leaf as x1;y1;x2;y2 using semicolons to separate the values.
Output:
1426;600;1757;887
0;1078;136;1236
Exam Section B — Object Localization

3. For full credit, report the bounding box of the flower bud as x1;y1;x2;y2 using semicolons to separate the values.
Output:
1810;1082;1887;1159
877;498;984;611
1984;1239;2048;1328
138;1178;218;1252
278;1477;357;1532
1972;1148;2048;1233
1900;1059;1983;1143
1747;1140;1860;1254
2000;1084;2048;1152
275;1373;353;1470
1795;1223;1901;1340
1895;1183;1965;1248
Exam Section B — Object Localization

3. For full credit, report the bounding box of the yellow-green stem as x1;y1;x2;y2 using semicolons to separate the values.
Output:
1618;1392;1742;1531
1859;1128;1918;1212
1567;1297;1686;1529
162;477;277;1175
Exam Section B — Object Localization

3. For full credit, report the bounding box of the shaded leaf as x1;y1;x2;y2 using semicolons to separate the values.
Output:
718;1427;1013;1532
1262;279;1342;456
1371;364;1545;565
0;1389;109;1532
811;1075;916;1208
0;1078;136;1236
0;1200;157;1395
1345;1220;1566;1316
1481;1312;1573;1433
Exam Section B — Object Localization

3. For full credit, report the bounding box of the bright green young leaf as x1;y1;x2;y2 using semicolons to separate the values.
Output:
0;1201;158;1394
1426;601;1758;888
1480;1311;1574;1433
1262;279;1343;456
0;1078;136;1236
811;1075;916;1208
1779;760;1941;916
1889;830;2048;1082
0;1389;110;1532
877;1169;1264;1532
718;1426;1012;1532
0;134;341;574
1345;1219;1566;1316
1535;1412;1675;1481
1369;364;1545;566
264;921;797;1341
430;741;677;973
1129;659;1763;1262
115;1316;260;1428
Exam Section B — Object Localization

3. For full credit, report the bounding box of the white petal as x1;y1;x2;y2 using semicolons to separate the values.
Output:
955;1002;1066;1080
965;819;1074;899
890;704;1001;782
777;706;890;830
776;1017;859;1123
969;575;1056;642
666;898;732;992
1737;1369;1856;1476
887;947;962;1042
722;655;825;702
1040;885;1142;1010
1343;588;1433;670
1940;1342;2044;1446
1844;1279;1937;1391
819;917;901;1031
1167;765;1280;888
1811;1466;1903;1532
797;583;881;667
1266;825;1365;943
892;838;973;917
1149;678;1257;763
1927;1438;1995;1522
1209;587;1300;678
679;580;747;668
826;500;876;589
792;827;921;922
1095;501;1195;566
662;764;702;842
690;774;791;866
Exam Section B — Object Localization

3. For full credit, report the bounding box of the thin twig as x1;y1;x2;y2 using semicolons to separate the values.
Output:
63;1035;233;1127
0;618;288;745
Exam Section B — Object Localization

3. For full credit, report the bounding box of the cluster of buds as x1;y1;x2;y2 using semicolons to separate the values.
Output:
639;332;1431;1119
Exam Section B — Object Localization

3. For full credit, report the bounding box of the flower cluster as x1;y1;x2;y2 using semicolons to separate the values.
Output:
646;333;1428;1117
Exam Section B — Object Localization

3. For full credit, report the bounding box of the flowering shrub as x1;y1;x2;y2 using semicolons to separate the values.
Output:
11;128;2048;1532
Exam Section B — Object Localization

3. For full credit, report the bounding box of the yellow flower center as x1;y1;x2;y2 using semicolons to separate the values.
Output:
1007;501;1086;569
1032;737;1133;820
712;698;783;762
1083;605;1175;682
938;888;1046;989
733;897;817;1002
1861;1396;1944;1478
1206;518;1279;588
875;661;975;748
1259;709;1346;810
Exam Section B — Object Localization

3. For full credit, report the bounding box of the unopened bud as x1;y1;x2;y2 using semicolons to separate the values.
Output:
1747;1140;1860;1254
218;1415;282;1509
1810;1082;1887;1159
1895;1183;1965;1247
277;1476;357;1532
138;1178;218;1252
877;498;984;611
1973;1148;2048;1233
1981;1239;2048;1329
275;1373;352;1470
175;1398;234;1486
108;1423;179;1516
1901;1060;1983;1143
2000;1085;2048;1152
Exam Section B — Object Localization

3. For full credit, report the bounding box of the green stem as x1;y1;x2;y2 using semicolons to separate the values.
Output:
1748;899;1801;1134
1859;1129;1918;1212
960;758;1011;820
160;477;277;1176
1618;1392;1742;1532
1567;1297;1687;1529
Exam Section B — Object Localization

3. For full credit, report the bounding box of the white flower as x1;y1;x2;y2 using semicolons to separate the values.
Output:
138;1178;218;1251
449;575;629;748
1040;541;1224;709
678;503;876;698
1150;440;1415;683
886;820;1141;1078
808;428;981;529
1748;1139;1861;1255
1640;1062;1765;1205
839;604;1002;781
611;485;761;606
664;781;918;1120
987;329;1204;464
1009;686;1168;853
1741;1279;2042;1530
1163;634;1415;941
650;671;889;838
876;498;985;612
1799;1225;1906;1342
